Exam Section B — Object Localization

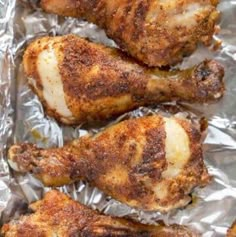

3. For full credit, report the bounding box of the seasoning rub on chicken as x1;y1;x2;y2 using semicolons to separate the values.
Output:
40;0;220;67
1;190;199;237
23;35;224;125
8;115;210;212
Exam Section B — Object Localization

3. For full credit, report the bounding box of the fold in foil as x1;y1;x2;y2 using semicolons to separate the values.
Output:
0;0;236;236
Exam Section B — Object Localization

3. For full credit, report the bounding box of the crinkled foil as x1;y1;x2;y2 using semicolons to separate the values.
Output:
0;0;236;236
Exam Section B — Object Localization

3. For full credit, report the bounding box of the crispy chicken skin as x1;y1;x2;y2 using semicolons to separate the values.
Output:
1;190;199;237
23;35;224;125
227;221;236;237
8;115;210;212
40;0;220;67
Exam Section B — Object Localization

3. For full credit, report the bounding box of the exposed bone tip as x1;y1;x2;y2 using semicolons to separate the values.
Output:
8;159;21;172
7;145;24;171
7;144;35;172
214;92;224;99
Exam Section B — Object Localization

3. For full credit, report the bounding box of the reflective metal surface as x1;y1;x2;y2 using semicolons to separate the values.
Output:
0;0;235;236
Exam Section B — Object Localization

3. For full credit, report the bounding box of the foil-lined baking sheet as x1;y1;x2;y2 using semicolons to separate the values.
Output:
0;0;236;236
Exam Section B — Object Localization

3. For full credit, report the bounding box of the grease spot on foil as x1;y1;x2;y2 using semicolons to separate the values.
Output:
31;128;48;143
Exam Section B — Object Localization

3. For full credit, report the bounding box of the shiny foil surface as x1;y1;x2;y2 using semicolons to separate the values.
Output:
0;0;236;236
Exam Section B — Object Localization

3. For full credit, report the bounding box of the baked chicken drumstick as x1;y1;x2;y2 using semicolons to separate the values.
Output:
1;190;199;237
40;0;220;67
8;115;210;212
24;35;224;125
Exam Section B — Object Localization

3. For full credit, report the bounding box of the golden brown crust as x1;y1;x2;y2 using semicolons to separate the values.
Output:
1;190;199;237
8;115;210;212
41;0;220;67
23;35;224;125
58;35;147;124
227;221;236;237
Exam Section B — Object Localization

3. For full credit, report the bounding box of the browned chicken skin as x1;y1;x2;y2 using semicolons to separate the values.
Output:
40;0;220;67
227;221;236;237
1;190;199;237
23;35;224;125
8;115;210;212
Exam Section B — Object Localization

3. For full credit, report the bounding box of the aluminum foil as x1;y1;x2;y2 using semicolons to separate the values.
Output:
0;0;236;236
